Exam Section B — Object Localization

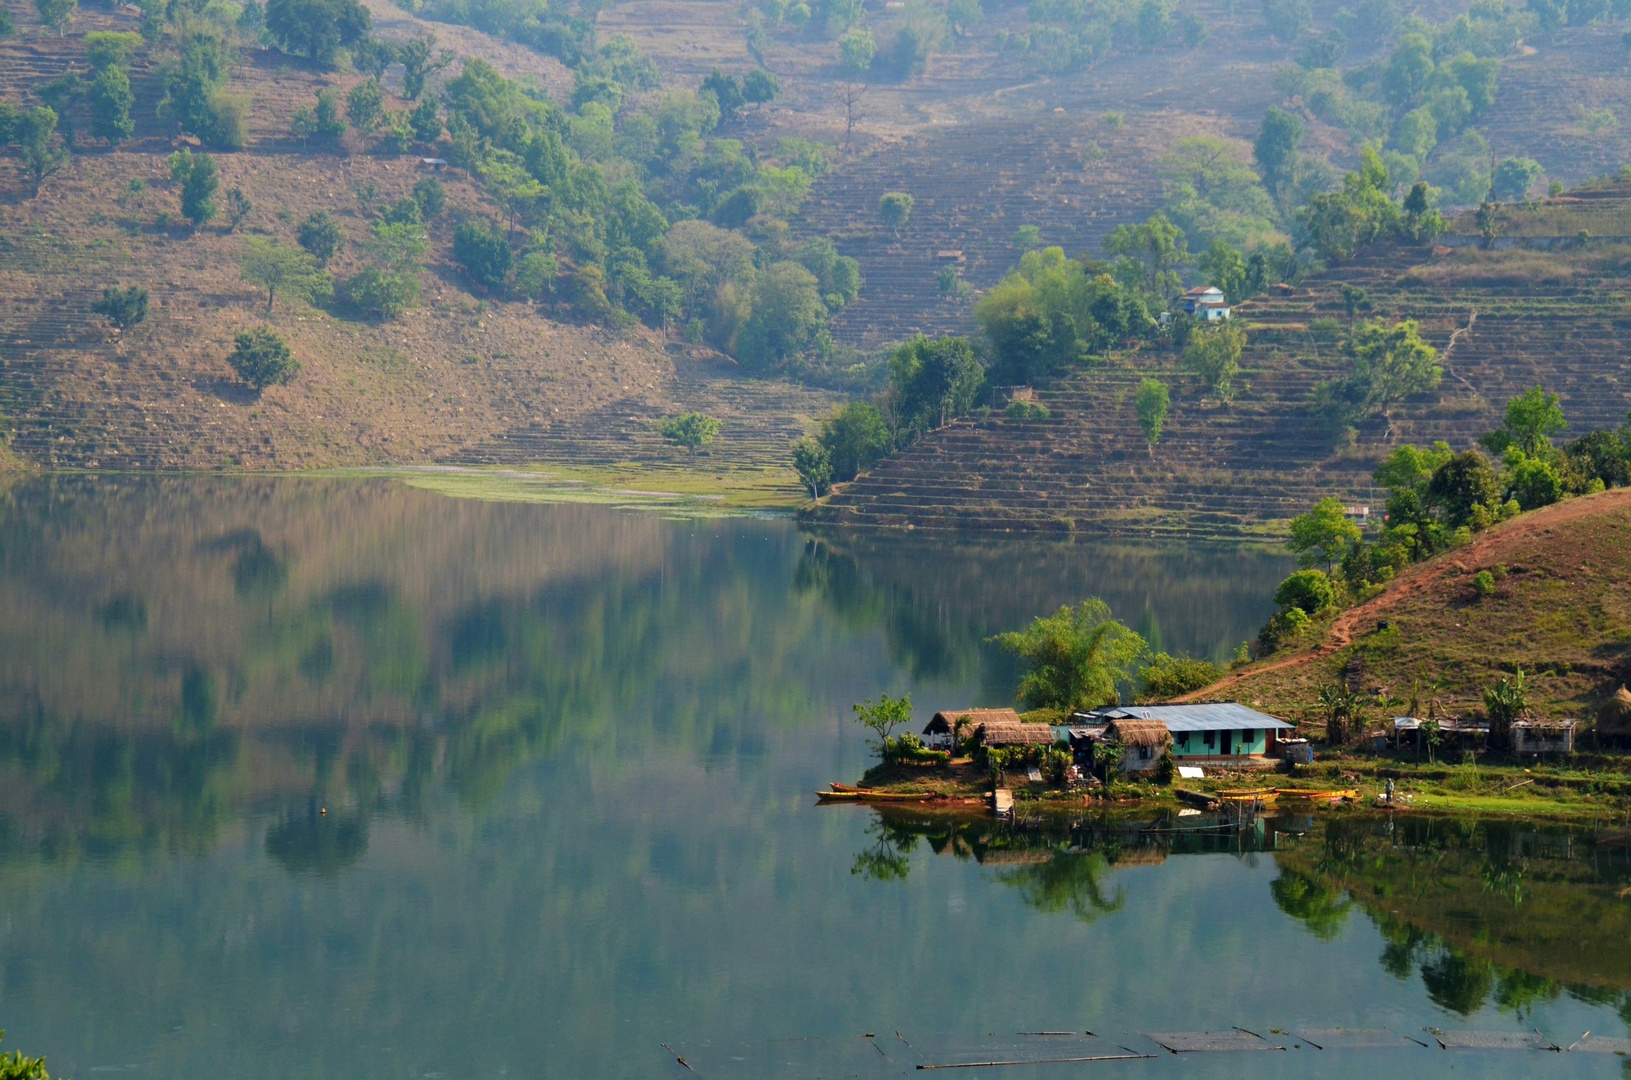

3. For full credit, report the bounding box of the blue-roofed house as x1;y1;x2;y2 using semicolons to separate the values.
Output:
1075;702;1295;764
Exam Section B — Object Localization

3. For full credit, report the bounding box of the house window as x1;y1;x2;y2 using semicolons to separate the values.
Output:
1140;746;1151;759
1177;732;1190;751
1204;730;1216;748
1242;729;1255;748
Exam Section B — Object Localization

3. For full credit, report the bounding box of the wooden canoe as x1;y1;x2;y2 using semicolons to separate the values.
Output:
1218;790;1278;804
1217;788;1275;798
817;789;936;803
816;790;866;801
1276;788;1359;801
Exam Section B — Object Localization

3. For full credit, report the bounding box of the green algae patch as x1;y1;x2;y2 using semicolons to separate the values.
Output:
373;463;809;516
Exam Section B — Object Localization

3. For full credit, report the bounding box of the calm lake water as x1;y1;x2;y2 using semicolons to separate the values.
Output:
0;476;1628;1079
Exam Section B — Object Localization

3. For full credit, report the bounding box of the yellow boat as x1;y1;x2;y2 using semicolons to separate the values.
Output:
1217;789;1278;804
816;788;936;803
1276;788;1359;801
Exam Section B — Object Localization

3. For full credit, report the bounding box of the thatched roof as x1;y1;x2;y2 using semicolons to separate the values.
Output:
1107;718;1172;749
1600;686;1631;734
927;708;1020;734
979;722;1056;747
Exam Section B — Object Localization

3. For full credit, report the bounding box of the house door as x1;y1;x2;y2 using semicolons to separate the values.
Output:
1220;729;1233;755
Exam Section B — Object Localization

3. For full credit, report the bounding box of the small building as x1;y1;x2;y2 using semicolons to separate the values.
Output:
1180;285;1231;321
923;708;1020;750
1511;719;1579;755
1105;718;1172;774
1077;702;1294;762
976;722;1056;751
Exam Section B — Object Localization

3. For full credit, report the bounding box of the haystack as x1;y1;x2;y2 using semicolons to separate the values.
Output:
1599;686;1631;738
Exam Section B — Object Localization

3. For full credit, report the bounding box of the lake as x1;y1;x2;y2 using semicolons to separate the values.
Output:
0;475;1626;1079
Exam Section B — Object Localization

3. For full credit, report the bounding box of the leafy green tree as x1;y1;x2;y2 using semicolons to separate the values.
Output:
168;148;219;226
879;191;914;230
1508;453;1562;510
1479;385;1566;458
992;599;1147;713
1295;148;1402;262
1565;429;1630;488
346;77;386;134
852;693;913;757
743;68;779;104
227;326;300;390
735;261;827;371
0;1031;63;1080
344;266;418;318
1102;212;1187;299
791;437;832;498
296;210;343;265
1183;323;1245;402
91;284;149;329
887;333;984;439
266;0;371;60
1382;32;1434;105
839;27;877;71
1482;668;1526;748
657;412;721;457
314;88;346;138
223;186;251;231
9;106;66;191
1323;318;1441;424
701;70;745;122
238;236;329;312
1287;497;1361;573
1273;569;1335;615
1425;450;1501;526
1136;0;1172;45
36;0;76;35
1491;157;1542;201
409;96;443;143
412;176;446;218
157;29;232;143
1134;377;1169;453
399;32;455;99
453;218;513;291
1197;239;1247;302
817;401;892;482
1139;652;1220;700
88;64;135;142
1254;106;1304;199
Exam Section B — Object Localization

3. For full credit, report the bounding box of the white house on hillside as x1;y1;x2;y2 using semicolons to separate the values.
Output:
1180;286;1231;321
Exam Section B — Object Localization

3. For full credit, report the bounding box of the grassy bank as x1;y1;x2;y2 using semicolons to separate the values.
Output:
348;462;808;515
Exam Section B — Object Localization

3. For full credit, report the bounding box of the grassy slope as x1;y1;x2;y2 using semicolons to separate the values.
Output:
0;5;838;487
1200;487;1631;728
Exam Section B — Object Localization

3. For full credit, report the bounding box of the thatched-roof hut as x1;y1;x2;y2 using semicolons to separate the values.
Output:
1599;686;1631;739
924;708;1020;748
1106;718;1172;774
978;722;1056;749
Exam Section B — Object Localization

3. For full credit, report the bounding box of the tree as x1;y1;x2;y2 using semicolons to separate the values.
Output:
1425;450;1501;526
238;236;329;312
11;106;66;191
1287;497;1360;573
399;33;455;99
313;88;346;139
887;333;984;439
1139;652;1220;700
0;1032;63;1080
1274;569;1335;614
1480;385;1565;458
1183;323;1245;402
1482;668;1526;749
1492;157;1542;202
223;186;252;231
412;176;446;218
36;0;76;36
991;598;1147;714
1197;239;1247;302
839;27;876;71
266;0;371;60
1327;318;1441;424
657;412;721;457
852;693;913;757
452;218;513;291
735;261;827;371
91;284;149;330
156;29;232;144
344;266;418;318
838;80;867;152
879;191;914;230
1134;378;1169;453
791;437;832;498
88;64;135;143
169;148;219;226
227;326;300;391
1254;106;1304;199
346;77;385;134
296;210;343;266
701;70;745;122
742;68;779;105
817;401;892;481
1102;212;1187;299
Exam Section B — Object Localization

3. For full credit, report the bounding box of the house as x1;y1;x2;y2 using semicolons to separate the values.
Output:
1077;702;1294;763
1180;285;1231;321
1511;719;1579;755
922;708;1020;750
1104;718;1172;774
975;721;1056;750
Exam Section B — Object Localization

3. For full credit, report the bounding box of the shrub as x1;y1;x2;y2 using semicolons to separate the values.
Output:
92;284;149;329
344;266;419;318
412;176;446;218
227;326;299;390
453;218;513;291
511;250;557;301
1472;569;1496;598
296;210;342;266
168;148;219;226
1139;652;1221;700
1273;569;1335;615
657;412;721;457
879;191;914;229
1005;400;1050;421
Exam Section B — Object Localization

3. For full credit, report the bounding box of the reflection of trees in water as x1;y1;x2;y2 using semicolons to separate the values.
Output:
264;809;369;876
850;817;919;881
992;850;1125;925
1275;814;1631;1020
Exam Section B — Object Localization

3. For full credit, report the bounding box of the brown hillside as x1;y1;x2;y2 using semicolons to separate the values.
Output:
1197;486;1631;727
0;6;838;472
807;181;1631;535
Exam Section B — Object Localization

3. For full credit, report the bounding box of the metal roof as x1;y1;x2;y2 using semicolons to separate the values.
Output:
1077;703;1293;732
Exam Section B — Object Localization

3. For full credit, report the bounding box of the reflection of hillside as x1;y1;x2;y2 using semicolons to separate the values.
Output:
0;476;848;863
796;532;1291;698
1272;817;1631;1009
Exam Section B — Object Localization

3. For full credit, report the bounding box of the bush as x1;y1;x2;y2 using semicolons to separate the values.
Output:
227;326;299;390
168;148;219;226
1005;400;1050;421
412;175;445;218
1472;569;1496;598
1257;605;1311;653
296;211;343;266
1139;652;1221;700
452;218;513;291
92;284;149;329
879;191;914;229
345;266;419;319
1273;569;1335;615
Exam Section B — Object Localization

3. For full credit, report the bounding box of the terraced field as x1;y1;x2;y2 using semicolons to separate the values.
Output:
807;184;1631;536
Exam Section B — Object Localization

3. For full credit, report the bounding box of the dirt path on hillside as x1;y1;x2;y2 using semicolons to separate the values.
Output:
1181;487;1631;699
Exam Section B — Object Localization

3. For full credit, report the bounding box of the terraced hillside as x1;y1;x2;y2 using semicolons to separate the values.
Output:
806;182;1631;536
0;6;839;473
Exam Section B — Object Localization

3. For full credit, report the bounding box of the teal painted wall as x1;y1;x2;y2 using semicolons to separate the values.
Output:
1171;729;1267;757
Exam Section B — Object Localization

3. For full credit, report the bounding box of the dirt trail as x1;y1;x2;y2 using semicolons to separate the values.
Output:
1181;487;1631;700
